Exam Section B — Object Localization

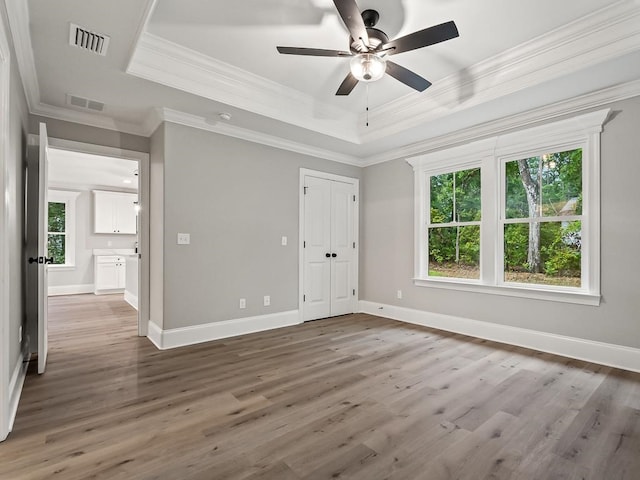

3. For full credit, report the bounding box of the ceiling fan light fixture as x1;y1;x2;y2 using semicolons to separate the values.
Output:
350;54;386;82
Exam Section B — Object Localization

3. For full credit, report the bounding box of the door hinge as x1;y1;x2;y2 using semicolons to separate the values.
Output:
353;242;355;248
353;195;356;202
304;186;308;195
303;294;306;302
352;289;356;296
303;241;306;248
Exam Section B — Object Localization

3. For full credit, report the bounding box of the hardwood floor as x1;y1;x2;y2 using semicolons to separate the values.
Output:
1;294;639;479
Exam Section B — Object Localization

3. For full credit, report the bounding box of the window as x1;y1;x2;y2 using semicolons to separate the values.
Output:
503;149;582;288
47;190;80;268
428;167;481;280
408;109;608;305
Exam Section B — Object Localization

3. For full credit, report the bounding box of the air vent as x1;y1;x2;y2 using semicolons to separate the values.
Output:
66;94;105;112
69;23;110;56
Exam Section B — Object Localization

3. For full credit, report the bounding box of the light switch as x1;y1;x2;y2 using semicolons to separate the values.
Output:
281;236;288;246
177;233;190;245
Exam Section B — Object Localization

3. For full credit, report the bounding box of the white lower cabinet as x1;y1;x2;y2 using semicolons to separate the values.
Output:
94;256;126;294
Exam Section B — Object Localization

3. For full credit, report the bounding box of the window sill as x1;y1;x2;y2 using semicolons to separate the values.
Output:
48;265;76;272
413;277;600;306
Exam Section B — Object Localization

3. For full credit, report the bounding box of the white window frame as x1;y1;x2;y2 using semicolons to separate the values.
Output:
47;190;80;270
408;109;609;306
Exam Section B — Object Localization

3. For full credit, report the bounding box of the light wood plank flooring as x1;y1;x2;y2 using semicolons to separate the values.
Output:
1;294;639;479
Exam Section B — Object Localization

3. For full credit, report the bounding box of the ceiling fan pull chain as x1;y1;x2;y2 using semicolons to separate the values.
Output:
366;83;370;127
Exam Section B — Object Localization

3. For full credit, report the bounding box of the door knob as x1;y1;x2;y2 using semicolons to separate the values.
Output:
325;253;331;258
331;253;337;258
28;256;52;264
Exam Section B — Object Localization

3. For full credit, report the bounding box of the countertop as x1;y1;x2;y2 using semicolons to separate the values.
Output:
93;248;136;256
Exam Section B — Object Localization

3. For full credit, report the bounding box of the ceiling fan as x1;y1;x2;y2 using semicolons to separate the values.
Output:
276;0;459;96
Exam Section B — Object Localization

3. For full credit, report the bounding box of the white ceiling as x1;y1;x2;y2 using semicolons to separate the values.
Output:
48;149;139;191
9;0;640;165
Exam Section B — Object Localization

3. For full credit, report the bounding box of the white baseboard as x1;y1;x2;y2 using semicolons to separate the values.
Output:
48;284;94;296
7;352;29;433
94;288;125;295
124;290;138;310
147;321;163;350
147;310;301;350
359;301;640;373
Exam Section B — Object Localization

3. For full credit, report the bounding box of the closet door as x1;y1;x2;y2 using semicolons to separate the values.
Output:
302;175;356;321
302;176;332;320
329;180;355;316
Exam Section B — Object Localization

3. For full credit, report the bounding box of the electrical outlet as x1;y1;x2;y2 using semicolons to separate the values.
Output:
239;298;246;309
263;295;271;306
281;236;287;246
397;290;403;299
177;233;190;245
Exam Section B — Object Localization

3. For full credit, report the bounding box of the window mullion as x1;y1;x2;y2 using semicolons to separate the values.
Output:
481;156;498;286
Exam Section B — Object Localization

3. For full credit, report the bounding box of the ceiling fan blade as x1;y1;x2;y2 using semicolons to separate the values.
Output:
276;46;352;57
382;21;459;55
386;61;432;92
333;0;369;50
336;72;359;96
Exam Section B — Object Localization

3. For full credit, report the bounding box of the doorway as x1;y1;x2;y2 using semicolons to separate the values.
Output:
27;133;150;375
299;169;359;321
47;147;140;311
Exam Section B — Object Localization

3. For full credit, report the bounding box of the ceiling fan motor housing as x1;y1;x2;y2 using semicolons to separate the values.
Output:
350;27;389;53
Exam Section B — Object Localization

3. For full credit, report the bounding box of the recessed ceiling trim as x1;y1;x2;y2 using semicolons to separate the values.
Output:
127;33;361;144
4;0;40;111
126;1;640;148
360;0;640;143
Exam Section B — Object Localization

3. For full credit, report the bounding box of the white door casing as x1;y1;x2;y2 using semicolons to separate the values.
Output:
37;123;49;374
0;12;11;442
300;169;358;322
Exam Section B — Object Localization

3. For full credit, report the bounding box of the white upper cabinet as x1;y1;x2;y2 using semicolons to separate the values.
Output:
93;190;137;234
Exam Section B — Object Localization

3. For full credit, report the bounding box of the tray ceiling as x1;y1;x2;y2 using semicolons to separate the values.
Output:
10;0;640;164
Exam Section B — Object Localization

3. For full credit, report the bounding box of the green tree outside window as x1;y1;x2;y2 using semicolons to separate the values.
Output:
48;201;66;264
504;148;582;287
428;167;481;279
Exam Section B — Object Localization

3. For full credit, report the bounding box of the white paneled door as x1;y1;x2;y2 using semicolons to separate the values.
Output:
302;172;357;321
37;123;50;374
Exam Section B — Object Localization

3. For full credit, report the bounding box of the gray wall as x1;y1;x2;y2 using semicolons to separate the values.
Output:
361;96;640;350
157;122;361;330
47;189;137;288
149;124;165;328
29;115;149;153
3;10;30;381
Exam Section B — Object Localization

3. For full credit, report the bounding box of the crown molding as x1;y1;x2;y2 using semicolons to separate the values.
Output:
364;78;640;166
31;102;149;137
153;108;363;166
4;0;40;111
127;32;361;144
359;0;640;143
125;0;158;73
